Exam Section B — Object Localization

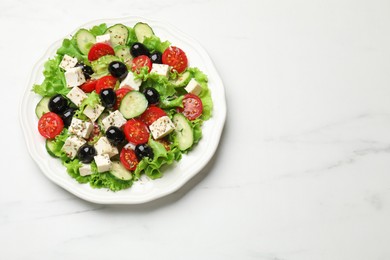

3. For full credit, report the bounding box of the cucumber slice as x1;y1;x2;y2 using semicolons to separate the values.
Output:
46;139;58;157
110;161;132;181
114;45;133;67
173;114;194;151
119;91;148;119
75;29;96;55
171;71;191;87
134;22;154;43
35;96;50;118
105;24;129;46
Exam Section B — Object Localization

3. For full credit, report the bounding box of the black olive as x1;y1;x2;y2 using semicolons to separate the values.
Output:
130;42;150;57
100;88;117;109
60;108;75;127
108;61;128;80
150;51;162;64
135;144;154;161
77;144;97;164
106;126;125;146
143;87;160;105
76;62;94;80
48;94;68;114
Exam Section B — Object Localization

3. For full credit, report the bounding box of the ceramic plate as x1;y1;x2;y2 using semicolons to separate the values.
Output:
19;16;226;204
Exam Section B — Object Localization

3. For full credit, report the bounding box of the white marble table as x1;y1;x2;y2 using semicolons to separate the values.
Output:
3;0;390;259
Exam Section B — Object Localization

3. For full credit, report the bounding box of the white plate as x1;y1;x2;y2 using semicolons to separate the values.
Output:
19;16;226;204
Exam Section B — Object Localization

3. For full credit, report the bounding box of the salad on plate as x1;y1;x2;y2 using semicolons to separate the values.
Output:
32;22;213;191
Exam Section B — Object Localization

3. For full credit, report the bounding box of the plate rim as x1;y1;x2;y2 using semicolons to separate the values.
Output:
19;16;226;204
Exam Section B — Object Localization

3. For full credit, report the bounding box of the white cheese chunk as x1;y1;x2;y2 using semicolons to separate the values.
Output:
83;104;105;122
184;78;202;96
62;135;86;159
59;54;78;71
66;86;87;107
119;72;142;91
96;34;111;45
94;154;112;173
94;136;118;158
149;116;175;140
101;110;127;131
79;164;93;176
64;66;86;88
150;63;170;77
68;118;93;139
124;142;136;150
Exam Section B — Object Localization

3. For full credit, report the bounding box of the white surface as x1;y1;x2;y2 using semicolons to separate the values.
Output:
3;0;390;259
19;16;226;204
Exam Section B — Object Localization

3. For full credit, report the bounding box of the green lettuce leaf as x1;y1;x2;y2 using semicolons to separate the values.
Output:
32;55;69;97
142;35;170;53
56;37;88;63
187;67;213;120
90;23;108;36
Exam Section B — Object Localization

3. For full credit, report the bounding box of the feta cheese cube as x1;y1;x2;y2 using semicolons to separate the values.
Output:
64;66;86;88
96;34;111;45
79;164;93;176
59;54;78;71
94;136;118;157
101;110;127;131
119;72;142;91
83;104;105;122
94;154;112;173
68;118;93;139
66;86;87;107
150;63;170;77
184;78;202;96
149;116;175;140
62;135;86;159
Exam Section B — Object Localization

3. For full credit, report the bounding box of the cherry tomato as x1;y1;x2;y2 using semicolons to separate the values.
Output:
80;80;97;93
131;55;152;73
177;94;203;120
114;87;132;110
139;106;167;126
88;43;115;61
123;119;150;145
162;46;188;73
95;75;117;94
38;112;64;139
120;147;138;171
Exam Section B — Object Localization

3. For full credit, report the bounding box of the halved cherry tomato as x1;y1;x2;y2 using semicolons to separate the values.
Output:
131;55;152;73
95;75;117;94
80;80;97;93
114;87;132;110
123;119;150;145
177;94;203;120
139;106;167;126
120;147;138;171
162;46;188;73
88;43;115;61
38;112;64;139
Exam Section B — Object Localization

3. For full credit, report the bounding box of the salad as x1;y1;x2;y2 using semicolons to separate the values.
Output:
32;22;213;191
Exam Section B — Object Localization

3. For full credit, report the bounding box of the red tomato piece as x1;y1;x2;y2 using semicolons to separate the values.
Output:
131;55;152;73
80;79;97;93
139;106;167;126
38;112;64;139
177;94;203;120
88;43;115;61
114;87;132;110
120;147;138;171
123;119;150;145
162;46;188;73
95;75;117;94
